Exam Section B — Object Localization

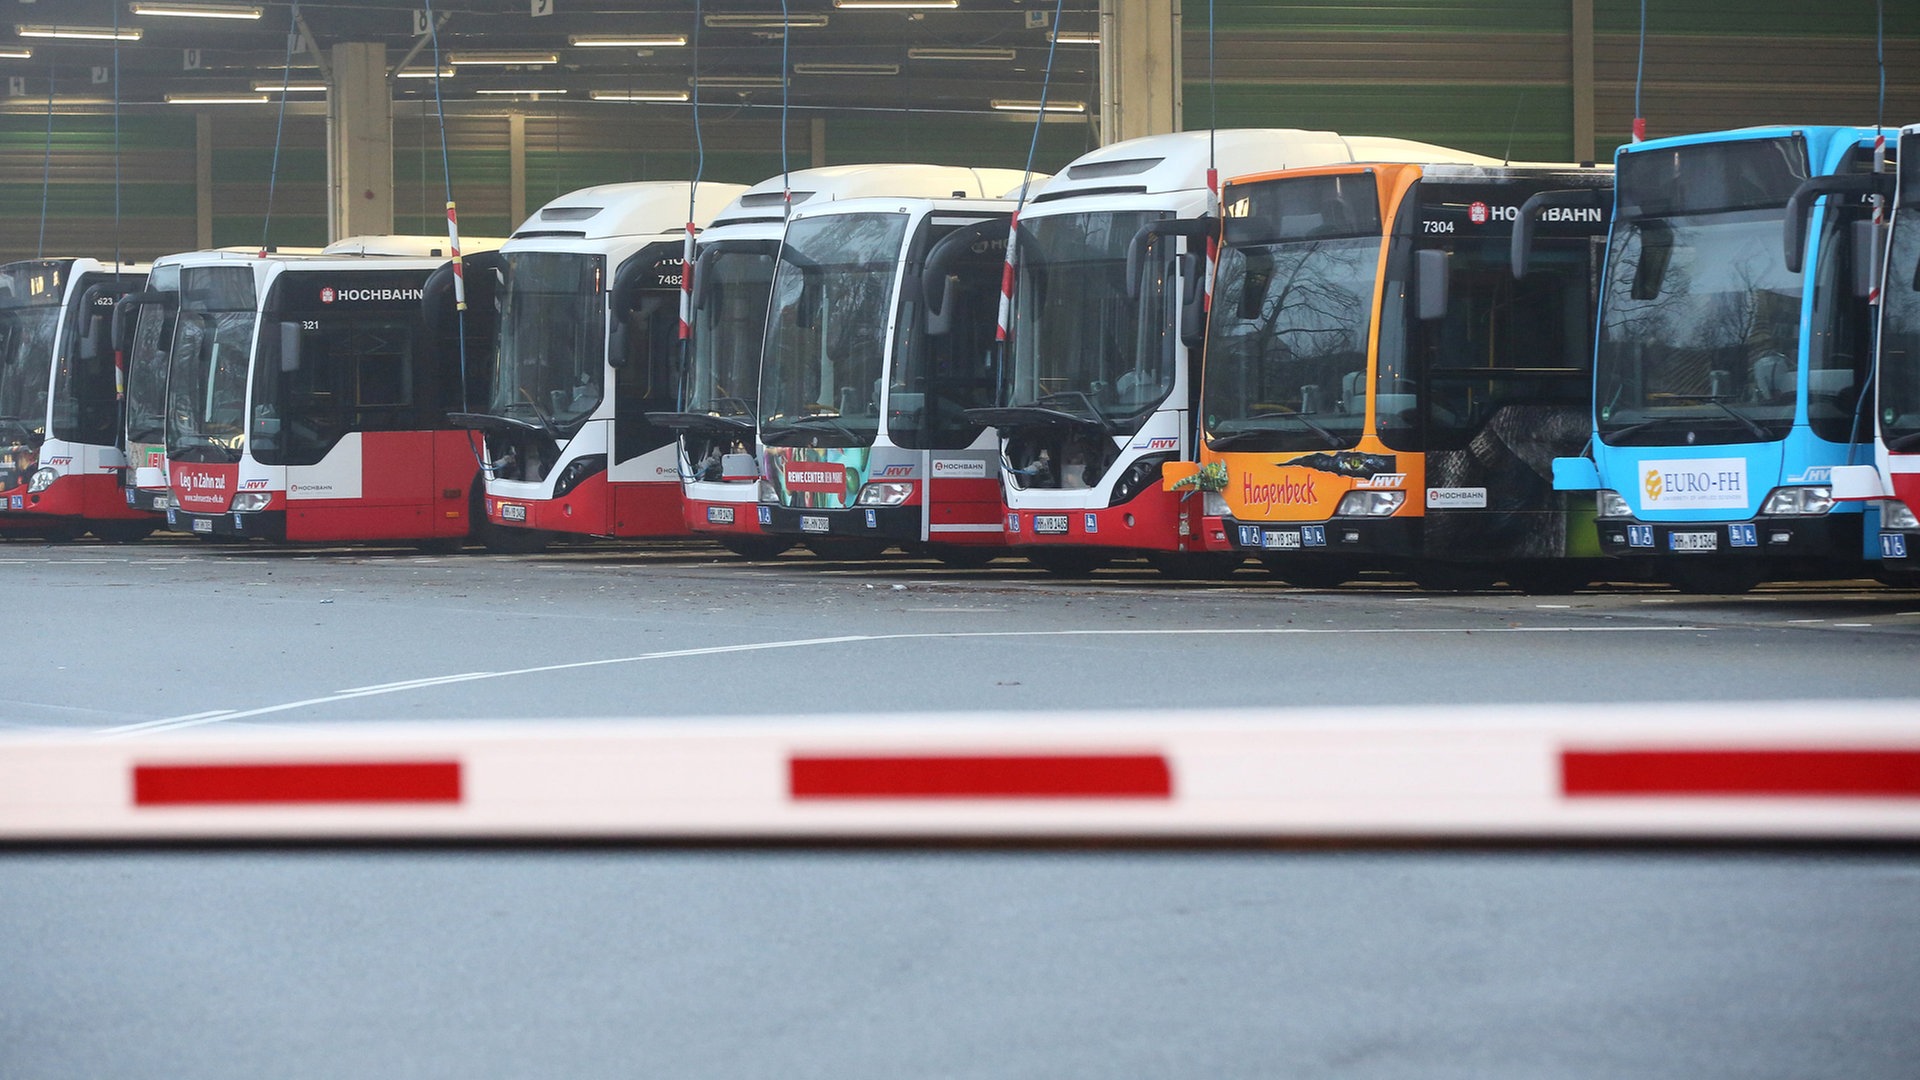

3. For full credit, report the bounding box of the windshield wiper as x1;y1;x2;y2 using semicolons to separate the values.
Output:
1606;399;1771;443
1037;391;1114;432
1887;431;1920;453
768;413;864;442
1245;408;1340;445
1701;398;1770;441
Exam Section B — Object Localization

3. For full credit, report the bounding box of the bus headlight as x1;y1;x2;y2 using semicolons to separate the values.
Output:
1884;500;1919;530
758;480;780;504
1202;490;1228;517
1107;454;1171;507
1334;490;1404;517
1595;489;1633;518
552;454;606;499
1760;486;1834;516
27;468;56;494
856;482;913;506
231;492;271;512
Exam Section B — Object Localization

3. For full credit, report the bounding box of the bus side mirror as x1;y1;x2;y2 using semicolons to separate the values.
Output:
691;247;723;312
1161;460;1199;492
78;315;109;363
1783;172;1892;274
111;291;165;352
1415;249;1449;321
1125;217;1211;300
279;321;302;372
1511;188;1602;279
1178;252;1206;349
924;275;956;337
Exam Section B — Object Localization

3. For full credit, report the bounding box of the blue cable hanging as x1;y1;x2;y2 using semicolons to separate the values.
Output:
37;57;53;259
681;0;706;346
993;0;1066;347
424;0;472;413
259;4;297;256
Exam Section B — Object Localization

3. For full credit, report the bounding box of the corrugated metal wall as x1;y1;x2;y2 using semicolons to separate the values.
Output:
0;0;1915;262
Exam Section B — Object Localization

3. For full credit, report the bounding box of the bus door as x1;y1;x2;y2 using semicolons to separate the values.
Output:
607;242;686;534
425;252;501;531
893;215;1009;543
1398;183;1605;562
54;277;137;458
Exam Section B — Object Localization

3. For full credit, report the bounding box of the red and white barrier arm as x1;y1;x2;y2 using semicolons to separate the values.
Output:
3;702;1918;841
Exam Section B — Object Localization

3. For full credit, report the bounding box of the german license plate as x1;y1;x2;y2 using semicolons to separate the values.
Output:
498;502;527;522
1668;531;1717;552
190;517;213;534
1263;530;1302;550
152;495;170;511
706;505;735;526
1033;514;1070;535
800;515;830;534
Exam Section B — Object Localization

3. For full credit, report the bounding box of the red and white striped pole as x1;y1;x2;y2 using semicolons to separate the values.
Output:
995;211;1018;343
445;200;465;311
679;220;696;340
1870;131;1889;309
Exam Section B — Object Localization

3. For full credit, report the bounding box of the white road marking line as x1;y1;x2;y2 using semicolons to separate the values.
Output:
1834;623;1874;628
99;626;1714;739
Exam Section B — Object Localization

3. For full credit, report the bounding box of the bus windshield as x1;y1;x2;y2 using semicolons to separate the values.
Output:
758;212;906;447
1007;210;1172;436
488;251;605;437
1595;138;1811;446
1876;142;1920;452
0;262;65;446
165;266;256;462
1204;173;1383;452
684;240;777;418
126;265;180;447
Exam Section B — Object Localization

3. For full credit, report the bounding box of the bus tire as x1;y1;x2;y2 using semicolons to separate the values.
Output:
1412;563;1499;592
1025;549;1107;577
719;536;794;561
475;522;553;554
932;545;998;569
1503;563;1594;595
36;523;88;543
89;521;155;543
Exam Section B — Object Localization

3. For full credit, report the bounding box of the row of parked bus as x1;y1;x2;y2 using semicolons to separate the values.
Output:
0;122;1913;593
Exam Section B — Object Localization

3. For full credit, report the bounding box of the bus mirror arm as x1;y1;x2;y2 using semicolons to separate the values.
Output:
1511;189;1602;279
111;291;166;353
1414;249;1449;321
919;217;1008;318
279;322;302;373
1783;173;1892;275
1177;252;1206;349
1125;218;1212;301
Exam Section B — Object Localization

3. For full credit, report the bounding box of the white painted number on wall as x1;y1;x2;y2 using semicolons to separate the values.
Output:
412;10;430;36
531;0;554;16
92;66;110;85
183;49;202;70
6;77;24;98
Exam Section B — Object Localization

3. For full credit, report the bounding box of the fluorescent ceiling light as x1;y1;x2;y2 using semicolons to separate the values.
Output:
691;75;784;89
447;51;558;66
130;2;262;19
17;24;145;41
792;63;899;76
833;0;957;7
570;34;686;47
0;47;31;59
591;89;690;102
908;47;1015;61
395;68;456;79
703;14;829;28
991;98;1086;113
166;93;270;104
1052;31;1100;44
477;88;568;96
252;81;327;92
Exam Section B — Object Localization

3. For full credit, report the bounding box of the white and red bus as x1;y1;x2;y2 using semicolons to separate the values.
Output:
451;182;744;547
653;165;1038;560
0;257;155;541
754;171;1042;562
161;238;506;546
979;130;1489;577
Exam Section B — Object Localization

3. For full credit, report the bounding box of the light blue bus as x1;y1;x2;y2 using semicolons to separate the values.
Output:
1549;126;1884;593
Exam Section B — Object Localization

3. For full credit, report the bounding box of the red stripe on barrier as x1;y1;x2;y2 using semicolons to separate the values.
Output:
790;753;1172;799
134;762;462;807
1562;749;1920;798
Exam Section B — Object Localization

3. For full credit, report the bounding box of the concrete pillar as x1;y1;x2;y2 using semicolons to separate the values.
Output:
195;112;213;249
508;112;527;230
1098;0;1182;145
1571;0;1596;165
327;42;393;241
